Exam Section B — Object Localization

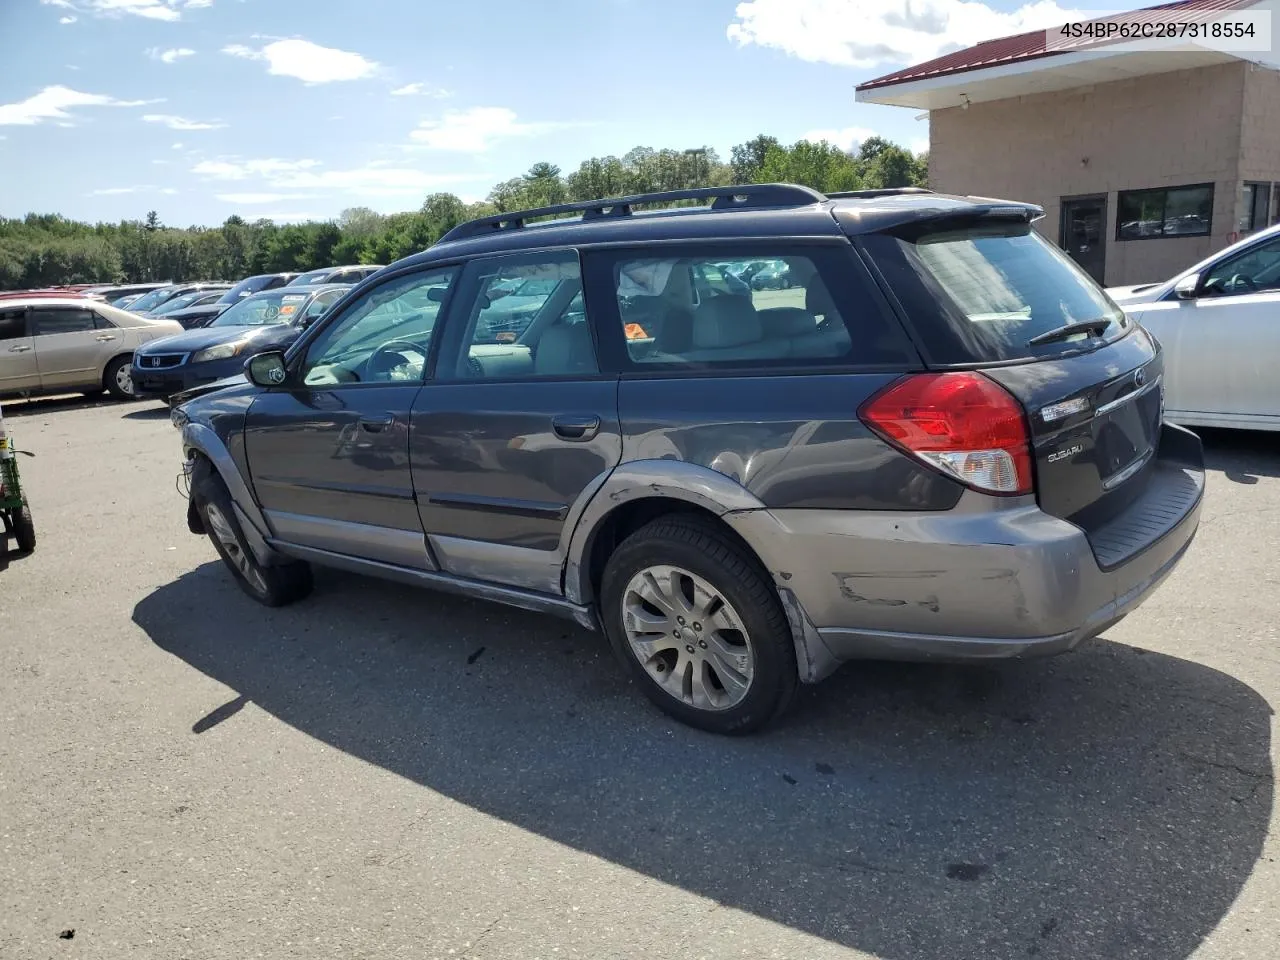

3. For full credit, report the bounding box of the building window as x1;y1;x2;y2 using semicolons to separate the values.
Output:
1241;182;1272;233
1116;184;1214;240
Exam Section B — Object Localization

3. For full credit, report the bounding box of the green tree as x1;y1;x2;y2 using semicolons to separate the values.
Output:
421;193;467;234
521;163;566;209
862;144;918;190
758;140;861;193
730;135;780;183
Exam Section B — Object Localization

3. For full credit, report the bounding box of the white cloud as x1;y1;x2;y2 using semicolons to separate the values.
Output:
148;47;195;64
192;157;322;180
143;113;224;130
272;166;480;197
89;184;175;195
726;0;1089;69
193;155;483;197
171;141;183;149
222;38;377;83
801;125;878;151
910;135;929;154
60;15;77;23
216;192;318;204
0;85;160;126
409;107;560;152
391;82;452;98
43;0;215;22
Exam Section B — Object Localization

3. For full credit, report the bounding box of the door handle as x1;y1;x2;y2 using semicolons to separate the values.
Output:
95;334;117;342
8;345;31;353
552;414;601;442
358;413;396;433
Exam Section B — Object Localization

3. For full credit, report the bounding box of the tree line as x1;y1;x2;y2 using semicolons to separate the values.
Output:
0;134;926;290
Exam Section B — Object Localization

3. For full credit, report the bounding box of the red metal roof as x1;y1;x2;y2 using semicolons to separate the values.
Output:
857;0;1257;91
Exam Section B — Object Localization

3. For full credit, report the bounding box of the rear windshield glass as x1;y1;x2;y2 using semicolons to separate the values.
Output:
862;221;1128;364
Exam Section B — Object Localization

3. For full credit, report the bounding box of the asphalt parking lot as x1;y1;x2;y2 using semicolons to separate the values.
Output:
1;396;1276;960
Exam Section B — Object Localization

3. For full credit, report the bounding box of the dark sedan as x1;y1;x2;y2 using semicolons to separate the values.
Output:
131;284;349;400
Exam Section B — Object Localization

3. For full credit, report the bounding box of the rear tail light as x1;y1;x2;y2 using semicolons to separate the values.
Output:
859;372;1033;496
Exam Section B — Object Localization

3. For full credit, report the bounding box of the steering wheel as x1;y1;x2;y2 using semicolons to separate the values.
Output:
365;339;430;381
1228;273;1259;293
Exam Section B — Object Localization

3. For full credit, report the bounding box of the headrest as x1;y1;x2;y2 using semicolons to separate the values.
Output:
758;307;817;338
805;280;838;319
535;322;594;375
692;295;761;349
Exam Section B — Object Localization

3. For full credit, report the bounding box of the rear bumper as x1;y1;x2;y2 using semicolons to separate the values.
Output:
728;423;1204;680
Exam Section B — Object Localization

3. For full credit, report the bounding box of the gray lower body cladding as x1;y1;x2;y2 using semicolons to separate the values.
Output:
727;462;1204;681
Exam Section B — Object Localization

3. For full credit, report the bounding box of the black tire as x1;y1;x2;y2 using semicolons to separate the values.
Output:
192;460;313;607
104;356;139;401
12;504;35;553
600;515;798;735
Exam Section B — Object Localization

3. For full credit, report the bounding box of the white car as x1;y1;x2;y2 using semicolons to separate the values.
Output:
1107;223;1280;432
0;297;183;401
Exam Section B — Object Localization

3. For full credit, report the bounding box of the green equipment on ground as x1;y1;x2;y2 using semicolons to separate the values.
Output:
0;401;36;553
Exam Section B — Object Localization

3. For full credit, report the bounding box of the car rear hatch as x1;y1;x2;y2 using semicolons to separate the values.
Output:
852;202;1200;566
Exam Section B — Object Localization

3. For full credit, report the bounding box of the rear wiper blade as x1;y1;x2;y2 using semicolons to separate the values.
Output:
1026;318;1112;347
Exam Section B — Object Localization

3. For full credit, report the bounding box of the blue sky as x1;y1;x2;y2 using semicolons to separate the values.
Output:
0;0;1115;226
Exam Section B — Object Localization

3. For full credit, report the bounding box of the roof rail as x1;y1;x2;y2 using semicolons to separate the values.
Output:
826;187;935;199
439;183;826;243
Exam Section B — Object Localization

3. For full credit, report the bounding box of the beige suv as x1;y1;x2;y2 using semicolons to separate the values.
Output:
0;297;183;400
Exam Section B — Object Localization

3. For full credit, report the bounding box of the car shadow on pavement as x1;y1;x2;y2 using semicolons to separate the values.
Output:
120;405;171;421
1198;428;1280;483
0;394;119;418
134;563;1274;960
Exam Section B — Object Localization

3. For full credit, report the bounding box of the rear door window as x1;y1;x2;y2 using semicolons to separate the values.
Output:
31;308;97;336
0;308;28;341
590;244;913;370
861;221;1129;364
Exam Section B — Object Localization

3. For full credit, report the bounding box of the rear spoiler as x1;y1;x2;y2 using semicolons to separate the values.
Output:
832;194;1044;236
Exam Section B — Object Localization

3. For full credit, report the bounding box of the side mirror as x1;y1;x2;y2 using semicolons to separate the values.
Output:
245;351;289;388
1174;273;1200;300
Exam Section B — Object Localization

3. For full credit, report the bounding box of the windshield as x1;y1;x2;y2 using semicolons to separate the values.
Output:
127;287;176;313
155;290;221;314
288;270;331;286
863;222;1127;363
218;277;268;303
209;290;312;327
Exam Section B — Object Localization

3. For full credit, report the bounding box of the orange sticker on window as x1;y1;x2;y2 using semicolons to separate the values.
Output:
279;304;297;315
624;322;648;339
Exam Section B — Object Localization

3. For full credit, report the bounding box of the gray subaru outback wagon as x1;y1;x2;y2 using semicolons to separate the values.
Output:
170;184;1204;734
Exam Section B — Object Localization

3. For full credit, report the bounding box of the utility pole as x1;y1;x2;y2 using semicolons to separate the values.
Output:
684;147;707;187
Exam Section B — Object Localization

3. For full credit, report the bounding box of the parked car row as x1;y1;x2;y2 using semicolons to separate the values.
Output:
132;284;351;400
0;263;383;401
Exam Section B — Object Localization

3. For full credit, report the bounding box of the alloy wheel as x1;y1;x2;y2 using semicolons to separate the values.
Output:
621;564;755;711
204;501;267;595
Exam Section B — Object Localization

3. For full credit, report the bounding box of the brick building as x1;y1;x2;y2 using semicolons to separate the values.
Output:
855;0;1280;286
